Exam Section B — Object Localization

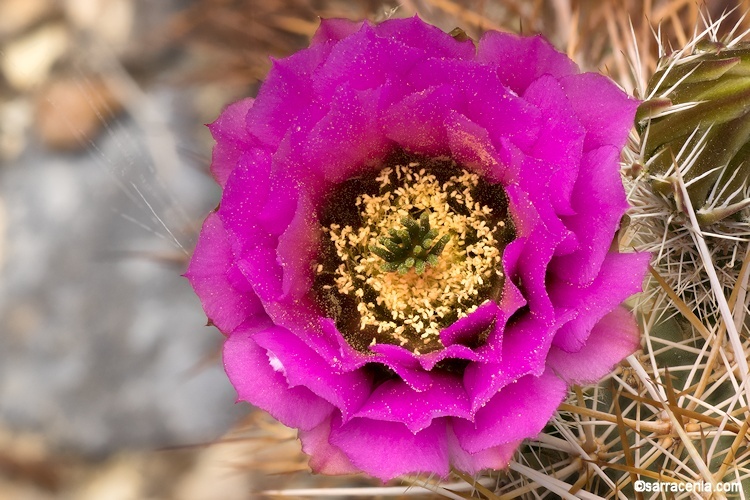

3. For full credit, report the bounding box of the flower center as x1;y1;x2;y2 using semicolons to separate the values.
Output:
314;155;514;354
370;209;451;275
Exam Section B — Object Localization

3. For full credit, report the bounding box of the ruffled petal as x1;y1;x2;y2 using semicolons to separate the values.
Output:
551;252;650;352
276;193;320;299
299;416;360;475
447;426;518;474
522;75;584;216
548;307;640;385
559;72;639;152
550;146;632;285
368;344;447;391
329;415;450;481
445;111;508;183
477;32;578;95
253;327;372;419
354;373;471;433
374;16;475;60
303;83;392;183
311;18;365;46
324;319;474;391
207;98;254;187
224;327;333;431
185;212;264;334
384;84;464;155
505;182;564;323
313;23;424;95
440;300;501;348
246;43;330;148
454;369;566;453
219;149;273;238
464;312;560;412
406;58;542;153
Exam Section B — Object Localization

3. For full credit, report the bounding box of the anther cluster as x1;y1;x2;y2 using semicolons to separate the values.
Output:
321;162;505;350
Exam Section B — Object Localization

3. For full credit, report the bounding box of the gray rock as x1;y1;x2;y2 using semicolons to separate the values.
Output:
0;88;247;456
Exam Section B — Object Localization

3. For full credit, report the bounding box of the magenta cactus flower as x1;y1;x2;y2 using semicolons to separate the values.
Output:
186;16;649;481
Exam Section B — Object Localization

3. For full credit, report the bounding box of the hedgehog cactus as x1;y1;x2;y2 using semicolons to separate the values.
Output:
637;40;750;225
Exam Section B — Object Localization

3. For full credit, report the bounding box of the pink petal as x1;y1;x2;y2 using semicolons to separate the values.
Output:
551;251;649;352
547;307;641;385
454;369;566;453
414;344;482;370
245;43;330;148
353;373;471;433
223;327;333;431
185;212;264;334
299;416;360;475
311;18;365;46
384;84;463;155
550;146;632;285
522;75;585;215
276;192;319;299
368;344;444;391
464;69;540;154
256;164;305;236
447;426;518;474
313;23;424;95
369;342;480;381
253;327;371;419
329;416;450;481
375;16;475;60
304;83;391;183
506;180;568;323
235;235;283;304
560;72;639;152
207;98;254;187
477;32;578;95
323;315;478;383
445;111;508;183
440;300;501;348
463;313;558;412
404;57;542;153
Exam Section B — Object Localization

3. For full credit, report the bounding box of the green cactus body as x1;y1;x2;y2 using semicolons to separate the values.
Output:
638;42;750;225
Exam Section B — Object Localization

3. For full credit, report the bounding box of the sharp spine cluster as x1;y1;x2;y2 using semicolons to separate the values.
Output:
636;39;750;224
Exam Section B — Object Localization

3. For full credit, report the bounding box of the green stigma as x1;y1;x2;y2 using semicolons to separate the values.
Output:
369;210;451;275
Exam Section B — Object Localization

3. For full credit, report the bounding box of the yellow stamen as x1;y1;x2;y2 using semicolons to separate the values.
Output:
326;163;504;347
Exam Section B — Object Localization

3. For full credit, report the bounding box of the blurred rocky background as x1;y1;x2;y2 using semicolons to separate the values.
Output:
0;0;745;498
